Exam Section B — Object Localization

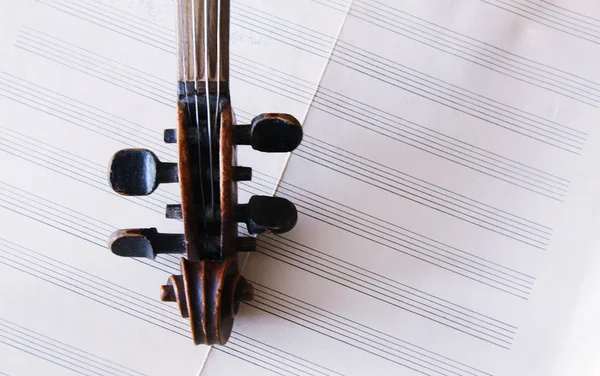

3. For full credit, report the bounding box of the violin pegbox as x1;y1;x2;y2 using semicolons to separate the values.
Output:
107;107;303;345
105;0;304;348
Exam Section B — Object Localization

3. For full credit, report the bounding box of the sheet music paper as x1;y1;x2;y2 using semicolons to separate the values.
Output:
200;0;600;375
4;1;600;376
0;0;342;375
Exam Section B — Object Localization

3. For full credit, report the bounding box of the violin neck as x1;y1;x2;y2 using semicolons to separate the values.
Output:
177;0;230;89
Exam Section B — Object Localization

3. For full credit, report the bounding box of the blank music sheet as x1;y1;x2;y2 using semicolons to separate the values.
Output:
200;1;600;375
3;0;600;376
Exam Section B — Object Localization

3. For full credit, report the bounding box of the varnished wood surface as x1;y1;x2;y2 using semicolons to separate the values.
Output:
219;98;237;259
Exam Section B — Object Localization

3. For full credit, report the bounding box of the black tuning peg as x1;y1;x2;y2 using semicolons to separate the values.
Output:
109;149;178;196
109;228;185;259
164;129;177;144
233;167;252;182
236;196;298;235
234;113;303;152
166;204;183;219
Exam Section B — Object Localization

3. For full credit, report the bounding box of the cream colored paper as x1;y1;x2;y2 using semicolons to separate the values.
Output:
202;0;600;375
3;0;600;376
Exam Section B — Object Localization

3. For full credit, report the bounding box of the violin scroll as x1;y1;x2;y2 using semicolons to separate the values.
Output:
107;109;302;345
105;0;303;346
159;258;253;345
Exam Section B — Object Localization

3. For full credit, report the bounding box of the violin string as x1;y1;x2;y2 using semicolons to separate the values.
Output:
204;0;215;218
214;0;222;212
190;0;208;234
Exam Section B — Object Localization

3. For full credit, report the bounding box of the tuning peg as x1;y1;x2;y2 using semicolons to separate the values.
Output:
236;196;298;235
109;149;178;196
109;228;185;259
166;204;183;219
234;113;303;152
233;167;252;182
164;129;177;144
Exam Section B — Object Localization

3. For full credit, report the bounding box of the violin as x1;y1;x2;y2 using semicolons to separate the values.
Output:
106;0;302;346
